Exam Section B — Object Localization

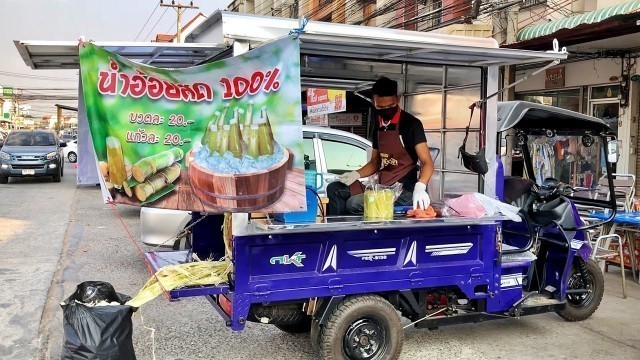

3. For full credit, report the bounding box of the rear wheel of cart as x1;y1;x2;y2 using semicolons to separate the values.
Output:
319;295;403;360
275;316;312;334
556;258;604;321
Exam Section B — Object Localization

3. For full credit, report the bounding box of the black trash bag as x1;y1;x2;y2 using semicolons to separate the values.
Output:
61;281;136;360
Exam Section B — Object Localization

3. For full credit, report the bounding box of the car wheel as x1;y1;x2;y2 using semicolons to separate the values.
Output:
52;168;62;182
68;151;77;163
0;176;8;184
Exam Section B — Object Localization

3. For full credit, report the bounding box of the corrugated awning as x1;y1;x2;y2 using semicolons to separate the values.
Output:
517;0;640;42
14;41;231;70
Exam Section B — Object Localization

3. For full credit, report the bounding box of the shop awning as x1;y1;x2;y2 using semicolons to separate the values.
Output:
14;41;231;69
517;0;640;42
188;11;567;67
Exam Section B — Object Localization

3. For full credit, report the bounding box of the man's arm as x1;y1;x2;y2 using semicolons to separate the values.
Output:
415;142;434;185
356;149;381;177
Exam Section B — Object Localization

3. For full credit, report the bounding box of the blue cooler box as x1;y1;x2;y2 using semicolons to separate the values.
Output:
273;187;318;223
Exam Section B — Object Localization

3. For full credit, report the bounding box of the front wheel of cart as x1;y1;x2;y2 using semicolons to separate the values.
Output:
556;258;604;321
319;295;403;360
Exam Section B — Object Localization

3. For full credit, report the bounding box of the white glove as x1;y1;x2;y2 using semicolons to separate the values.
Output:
339;171;360;186
413;182;431;210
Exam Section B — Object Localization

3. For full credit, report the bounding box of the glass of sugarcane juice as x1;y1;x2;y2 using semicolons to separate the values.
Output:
106;136;126;188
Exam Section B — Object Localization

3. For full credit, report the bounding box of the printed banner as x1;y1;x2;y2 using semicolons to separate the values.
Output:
306;88;346;116
79;37;305;213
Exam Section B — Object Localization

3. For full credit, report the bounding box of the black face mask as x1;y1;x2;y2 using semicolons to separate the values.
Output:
377;106;398;121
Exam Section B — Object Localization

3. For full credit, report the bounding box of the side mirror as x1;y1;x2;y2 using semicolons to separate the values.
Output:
60;142;67;148
607;140;619;163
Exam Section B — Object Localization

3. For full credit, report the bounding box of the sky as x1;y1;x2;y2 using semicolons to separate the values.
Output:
0;0;228;118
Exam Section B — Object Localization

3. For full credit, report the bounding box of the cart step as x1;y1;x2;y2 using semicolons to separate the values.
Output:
523;294;561;307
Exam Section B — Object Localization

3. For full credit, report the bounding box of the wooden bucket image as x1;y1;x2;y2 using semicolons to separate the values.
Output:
188;148;289;211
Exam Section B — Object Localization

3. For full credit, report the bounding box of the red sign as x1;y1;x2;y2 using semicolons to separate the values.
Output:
306;88;346;116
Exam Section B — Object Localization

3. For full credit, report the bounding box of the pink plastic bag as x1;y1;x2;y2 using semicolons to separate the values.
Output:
444;194;486;218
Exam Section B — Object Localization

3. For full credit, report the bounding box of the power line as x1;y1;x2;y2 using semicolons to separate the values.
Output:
143;7;170;41
0;70;76;82
134;2;161;41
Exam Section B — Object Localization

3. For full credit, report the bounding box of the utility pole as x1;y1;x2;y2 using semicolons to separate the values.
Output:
160;1;199;43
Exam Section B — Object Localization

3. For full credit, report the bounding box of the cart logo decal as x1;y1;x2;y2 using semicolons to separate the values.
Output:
570;240;583;250
270;252;306;267
322;245;337;271
348;248;396;261
404;241;417;266
425;243;473;256
501;274;523;288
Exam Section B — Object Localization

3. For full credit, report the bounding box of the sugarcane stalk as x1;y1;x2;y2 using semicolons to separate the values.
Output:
134;163;181;202
132;148;184;182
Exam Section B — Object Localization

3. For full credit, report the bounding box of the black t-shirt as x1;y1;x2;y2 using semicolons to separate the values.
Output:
372;110;427;191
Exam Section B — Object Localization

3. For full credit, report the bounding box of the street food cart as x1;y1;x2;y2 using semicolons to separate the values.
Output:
14;11;620;360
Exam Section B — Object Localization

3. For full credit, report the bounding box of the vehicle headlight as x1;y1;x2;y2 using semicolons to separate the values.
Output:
0;151;10;161
46;152;58;160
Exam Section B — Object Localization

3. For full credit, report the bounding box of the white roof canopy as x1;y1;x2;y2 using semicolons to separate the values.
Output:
189;11;567;67
14;41;230;69
14;11;566;70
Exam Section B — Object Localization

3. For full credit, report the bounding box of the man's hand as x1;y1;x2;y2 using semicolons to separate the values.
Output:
339;171;360;186
413;182;430;210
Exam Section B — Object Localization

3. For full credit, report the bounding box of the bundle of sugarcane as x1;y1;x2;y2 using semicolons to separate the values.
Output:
126;259;232;308
133;163;181;202
132;148;184;182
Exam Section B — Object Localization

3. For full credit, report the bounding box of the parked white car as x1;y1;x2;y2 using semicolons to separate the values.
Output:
63;139;78;163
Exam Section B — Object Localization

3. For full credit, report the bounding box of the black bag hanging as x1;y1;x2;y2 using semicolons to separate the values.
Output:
458;103;489;175
61;281;136;360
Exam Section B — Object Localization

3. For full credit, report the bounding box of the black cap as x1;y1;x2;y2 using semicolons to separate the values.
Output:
372;76;398;97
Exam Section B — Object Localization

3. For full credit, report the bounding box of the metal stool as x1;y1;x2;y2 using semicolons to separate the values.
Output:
590;234;627;299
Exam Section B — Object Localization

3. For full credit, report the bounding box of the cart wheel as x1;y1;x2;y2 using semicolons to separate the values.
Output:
556;259;604;322
275;316;312;334
319;295;403;360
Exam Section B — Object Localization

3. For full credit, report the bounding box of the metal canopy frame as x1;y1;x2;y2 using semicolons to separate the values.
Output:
189;11;568;67
14;40;231;70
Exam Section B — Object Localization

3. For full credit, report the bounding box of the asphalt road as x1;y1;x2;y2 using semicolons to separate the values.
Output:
1;164;639;359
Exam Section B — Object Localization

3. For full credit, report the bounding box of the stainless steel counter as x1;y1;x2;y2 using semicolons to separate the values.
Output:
236;215;509;236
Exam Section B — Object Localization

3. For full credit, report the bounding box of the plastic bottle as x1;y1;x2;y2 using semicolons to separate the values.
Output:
229;117;243;158
202;111;220;148
242;101;254;142
257;117;274;156
206;121;219;155
261;106;275;142
218;125;230;156
247;124;260;159
216;104;230;148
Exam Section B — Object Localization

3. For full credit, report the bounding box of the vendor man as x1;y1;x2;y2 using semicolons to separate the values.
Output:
327;76;434;215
